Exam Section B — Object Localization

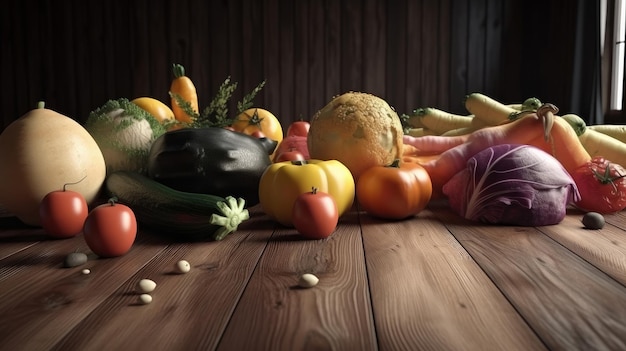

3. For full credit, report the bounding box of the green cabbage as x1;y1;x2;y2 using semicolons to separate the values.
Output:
85;98;166;174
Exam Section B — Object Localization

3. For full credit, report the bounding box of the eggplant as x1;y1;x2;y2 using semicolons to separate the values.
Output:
147;127;277;206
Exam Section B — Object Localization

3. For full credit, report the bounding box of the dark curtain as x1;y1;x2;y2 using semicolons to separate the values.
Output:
570;0;603;124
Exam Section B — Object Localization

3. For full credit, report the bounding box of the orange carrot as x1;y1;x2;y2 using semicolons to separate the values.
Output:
412;105;591;197
169;63;199;124
403;134;469;155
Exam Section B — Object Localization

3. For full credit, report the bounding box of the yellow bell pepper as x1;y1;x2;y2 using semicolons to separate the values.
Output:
258;159;355;226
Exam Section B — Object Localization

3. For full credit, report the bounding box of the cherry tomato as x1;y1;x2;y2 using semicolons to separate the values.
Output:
571;156;626;213
287;120;310;137
83;199;137;257
292;187;338;239
274;149;306;162
356;159;432;219
39;189;88;238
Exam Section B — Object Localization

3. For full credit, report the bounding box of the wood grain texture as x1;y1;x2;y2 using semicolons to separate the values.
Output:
539;211;626;286
218;210;376;350
360;210;546;351
431;203;626;351
0;0;592;132
1;202;626;350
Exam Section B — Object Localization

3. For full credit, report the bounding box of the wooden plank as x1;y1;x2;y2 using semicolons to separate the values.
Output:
208;0;233;111
607;210;626;226
484;0;503;96
51;209;275;350
0;232;170;350
339;0;363;94
385;0;407;112
278;0;295;126
405;0;423;111
218;210;377;350
538;210;626;286
0;1;17;129
227;0;244;116
82;0;108;117
307;0;328;119
262;0;282;119
240;0;265;109
323;0;341;99
432;203;626;350
419;0;445;108
499;0;523;101
362;0;387;98
146;0;171;104
101;1;120;105
361;210;546;351
0;223;47;261
448;0;469;115
292;0;310;124
188;1;212;108
50;2;78;117
466;0;486;94
436;0;452;109
23;1;44;115
129;0;151;98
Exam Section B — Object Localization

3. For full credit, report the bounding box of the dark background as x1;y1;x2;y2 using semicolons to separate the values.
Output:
0;0;602;132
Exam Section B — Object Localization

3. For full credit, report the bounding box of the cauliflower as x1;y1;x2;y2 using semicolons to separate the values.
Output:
307;92;404;180
85;98;166;174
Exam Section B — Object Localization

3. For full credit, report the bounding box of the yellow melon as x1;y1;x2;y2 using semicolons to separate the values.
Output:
307;92;404;180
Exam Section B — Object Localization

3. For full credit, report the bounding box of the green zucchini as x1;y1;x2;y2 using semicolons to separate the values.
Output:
105;171;249;241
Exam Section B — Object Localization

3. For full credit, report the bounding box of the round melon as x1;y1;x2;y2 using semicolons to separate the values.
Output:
307;92;404;180
0;103;106;226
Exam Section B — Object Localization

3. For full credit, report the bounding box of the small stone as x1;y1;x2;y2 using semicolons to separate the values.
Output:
81;269;91;275
582;212;605;229
137;279;157;293
298;273;319;288
139;294;152;305
176;260;191;274
64;252;88;268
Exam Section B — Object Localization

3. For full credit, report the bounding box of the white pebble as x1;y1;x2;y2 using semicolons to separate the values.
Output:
81;269;91;275
176;260;191;273
137;279;157;293
298;273;319;288
139;294;152;305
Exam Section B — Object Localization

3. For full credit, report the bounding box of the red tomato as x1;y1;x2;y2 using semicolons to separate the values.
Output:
83;199;137;257
287;120;310;137
292;187;339;239
356;159;432;219
571;156;626;213
274;135;309;160
274;149;306;162
39;189;88;238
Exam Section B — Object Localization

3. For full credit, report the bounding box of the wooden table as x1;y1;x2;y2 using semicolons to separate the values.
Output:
1;200;625;351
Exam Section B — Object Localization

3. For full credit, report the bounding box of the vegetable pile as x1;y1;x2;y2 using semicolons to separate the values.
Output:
402;93;626;217
2;60;626;260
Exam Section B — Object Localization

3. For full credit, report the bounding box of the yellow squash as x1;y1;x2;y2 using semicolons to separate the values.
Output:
258;159;355;227
131;97;176;125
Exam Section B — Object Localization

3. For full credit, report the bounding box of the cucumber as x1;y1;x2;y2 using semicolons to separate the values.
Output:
105;171;249;241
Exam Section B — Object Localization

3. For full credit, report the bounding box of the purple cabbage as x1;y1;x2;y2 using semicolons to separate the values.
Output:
442;144;580;226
